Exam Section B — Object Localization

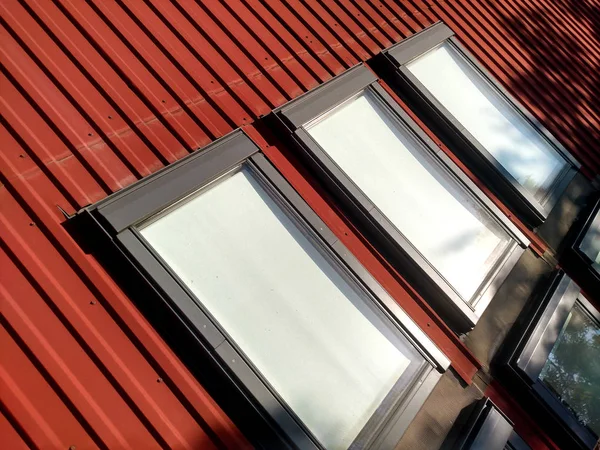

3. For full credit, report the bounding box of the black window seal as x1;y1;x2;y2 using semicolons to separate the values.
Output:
372;22;580;228
266;64;529;333
71;129;450;449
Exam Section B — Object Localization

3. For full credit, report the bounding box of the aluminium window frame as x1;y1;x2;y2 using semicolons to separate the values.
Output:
266;64;529;333
373;22;580;227
504;271;599;449
72;130;450;450
446;397;530;450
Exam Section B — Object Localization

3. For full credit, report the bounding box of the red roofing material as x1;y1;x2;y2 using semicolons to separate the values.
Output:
1;1;598;448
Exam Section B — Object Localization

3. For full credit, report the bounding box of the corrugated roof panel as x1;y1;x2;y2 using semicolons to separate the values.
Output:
1;1;598;448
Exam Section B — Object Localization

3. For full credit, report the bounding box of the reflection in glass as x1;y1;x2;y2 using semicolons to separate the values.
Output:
139;167;426;449
540;302;600;436
579;209;600;271
406;43;568;201
306;91;512;302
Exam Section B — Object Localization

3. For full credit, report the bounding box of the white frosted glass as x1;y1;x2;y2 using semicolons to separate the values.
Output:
407;43;567;199
140;169;417;449
307;92;511;301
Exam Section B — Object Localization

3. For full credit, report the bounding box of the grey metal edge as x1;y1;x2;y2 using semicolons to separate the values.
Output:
98;130;259;232
387;22;453;65
116;228;226;348
469;405;514;450
330;240;450;370
248;153;339;246
573;197;600;262
516;273;580;380
278;64;377;129
216;341;319;450
370;369;442;449
472;243;525;318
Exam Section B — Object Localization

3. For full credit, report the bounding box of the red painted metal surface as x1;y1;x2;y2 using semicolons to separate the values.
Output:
1;0;599;448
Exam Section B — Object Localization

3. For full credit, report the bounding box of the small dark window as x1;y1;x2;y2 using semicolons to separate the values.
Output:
72;130;450;449
267;64;529;332
373;22;579;227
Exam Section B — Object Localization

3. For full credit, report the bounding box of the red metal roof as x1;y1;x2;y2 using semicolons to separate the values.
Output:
1;1;598;448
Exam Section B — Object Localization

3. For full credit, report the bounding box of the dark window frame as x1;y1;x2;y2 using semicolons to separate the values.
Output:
503;272;599;449
446;397;531;450
562;196;600;298
72;130;450;449
267;64;529;333
373;22;580;227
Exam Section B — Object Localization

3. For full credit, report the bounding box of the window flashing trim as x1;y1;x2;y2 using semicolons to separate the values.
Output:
79;129;448;449
377;23;579;227
387;22;454;66
97;130;259;233
271;75;529;333
278;64;377;129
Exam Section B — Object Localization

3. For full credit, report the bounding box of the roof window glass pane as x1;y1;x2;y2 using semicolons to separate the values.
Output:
306;91;512;301
539;301;600;436
139;167;426;449
406;42;568;201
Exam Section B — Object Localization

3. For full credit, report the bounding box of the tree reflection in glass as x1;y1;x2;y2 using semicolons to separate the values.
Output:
540;302;600;437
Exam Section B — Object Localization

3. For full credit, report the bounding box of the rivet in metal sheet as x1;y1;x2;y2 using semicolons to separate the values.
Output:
29;222;35;227
157;377;163;383
88;133;93;137
232;359;236;363
69;446;76;450
108;115;112;119
427;323;431;327
19;154;26;158
90;301;97;305
161;99;166;103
